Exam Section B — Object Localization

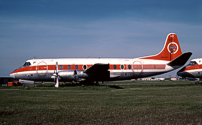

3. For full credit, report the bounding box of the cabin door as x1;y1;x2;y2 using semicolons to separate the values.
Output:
36;61;48;76
133;61;143;75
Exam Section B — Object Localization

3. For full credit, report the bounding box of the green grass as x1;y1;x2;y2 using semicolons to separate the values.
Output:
0;80;202;124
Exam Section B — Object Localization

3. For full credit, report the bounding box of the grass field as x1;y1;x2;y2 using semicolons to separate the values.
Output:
0;80;202;124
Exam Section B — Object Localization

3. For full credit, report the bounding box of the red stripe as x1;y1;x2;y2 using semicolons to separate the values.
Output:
11;66;36;74
184;65;202;71
11;64;166;74
143;64;165;69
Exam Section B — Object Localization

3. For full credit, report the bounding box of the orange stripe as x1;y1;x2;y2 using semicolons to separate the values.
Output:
184;65;202;71
11;64;166;74
143;64;165;69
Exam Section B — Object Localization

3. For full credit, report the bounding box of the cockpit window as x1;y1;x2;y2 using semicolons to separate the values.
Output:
187;61;198;66
23;62;31;67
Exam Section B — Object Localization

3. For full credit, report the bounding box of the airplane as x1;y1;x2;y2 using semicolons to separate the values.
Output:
10;33;192;87
177;58;202;78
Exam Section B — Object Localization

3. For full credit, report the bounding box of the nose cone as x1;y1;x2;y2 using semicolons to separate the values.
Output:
177;71;195;77
177;68;195;78
177;71;183;77
10;73;15;78
177;71;190;77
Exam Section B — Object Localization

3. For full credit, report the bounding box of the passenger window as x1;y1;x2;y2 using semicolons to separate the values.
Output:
68;65;71;69
83;65;87;70
121;65;124;69
59;65;63;70
75;65;79;70
113;65;117;69
128;65;131;69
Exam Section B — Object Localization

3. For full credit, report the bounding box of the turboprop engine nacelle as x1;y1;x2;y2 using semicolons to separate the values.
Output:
58;71;88;81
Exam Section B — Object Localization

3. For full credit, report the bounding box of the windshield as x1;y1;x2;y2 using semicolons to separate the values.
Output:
11;62;31;73
23;62;31;67
187;61;198;67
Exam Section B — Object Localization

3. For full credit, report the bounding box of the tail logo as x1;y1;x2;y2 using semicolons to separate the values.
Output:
167;42;178;54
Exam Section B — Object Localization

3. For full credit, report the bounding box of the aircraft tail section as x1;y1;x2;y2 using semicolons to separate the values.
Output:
140;33;182;61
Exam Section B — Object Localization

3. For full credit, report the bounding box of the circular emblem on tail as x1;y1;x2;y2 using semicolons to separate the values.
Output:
167;42;178;54
170;34;174;38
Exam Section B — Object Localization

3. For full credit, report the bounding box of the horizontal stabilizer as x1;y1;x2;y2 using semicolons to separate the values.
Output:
167;52;192;66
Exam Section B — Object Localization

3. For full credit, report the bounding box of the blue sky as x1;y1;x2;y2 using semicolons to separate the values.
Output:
0;0;202;77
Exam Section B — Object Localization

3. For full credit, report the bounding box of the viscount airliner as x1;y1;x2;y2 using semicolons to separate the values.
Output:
177;58;202;78
10;33;192;87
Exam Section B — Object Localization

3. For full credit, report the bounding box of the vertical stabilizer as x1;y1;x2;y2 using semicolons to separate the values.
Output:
140;33;182;61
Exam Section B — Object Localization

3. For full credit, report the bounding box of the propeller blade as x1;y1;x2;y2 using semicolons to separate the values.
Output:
55;76;59;88
55;62;59;88
56;62;58;73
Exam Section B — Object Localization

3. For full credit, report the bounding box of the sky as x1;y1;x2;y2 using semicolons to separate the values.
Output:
0;0;202;77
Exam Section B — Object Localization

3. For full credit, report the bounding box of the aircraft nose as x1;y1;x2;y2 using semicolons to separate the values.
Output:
177;71;183;77
10;73;15;78
177;70;194;77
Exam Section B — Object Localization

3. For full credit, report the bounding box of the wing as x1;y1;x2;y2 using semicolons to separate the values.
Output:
84;63;111;80
84;63;120;80
84;63;109;74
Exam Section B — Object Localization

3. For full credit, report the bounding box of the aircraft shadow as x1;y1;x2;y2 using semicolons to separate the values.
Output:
60;83;124;89
107;85;124;89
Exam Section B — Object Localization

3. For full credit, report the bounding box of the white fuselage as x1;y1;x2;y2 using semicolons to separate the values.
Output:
10;33;190;84
177;58;202;78
10;58;176;82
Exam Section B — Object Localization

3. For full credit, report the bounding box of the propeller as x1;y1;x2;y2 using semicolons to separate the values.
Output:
55;62;59;88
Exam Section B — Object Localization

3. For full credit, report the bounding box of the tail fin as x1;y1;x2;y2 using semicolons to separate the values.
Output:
140;33;182;61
